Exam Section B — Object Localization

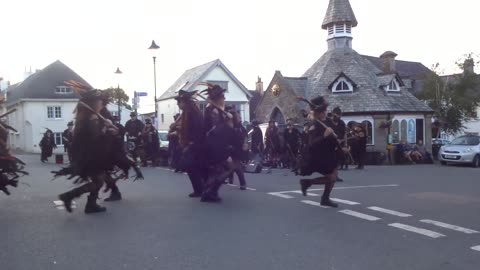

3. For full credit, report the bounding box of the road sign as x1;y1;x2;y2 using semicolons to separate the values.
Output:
136;92;148;97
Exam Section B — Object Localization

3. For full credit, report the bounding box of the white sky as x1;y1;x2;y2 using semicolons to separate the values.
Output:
1;0;479;113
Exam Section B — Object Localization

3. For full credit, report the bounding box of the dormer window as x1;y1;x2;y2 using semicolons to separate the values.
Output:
386;80;400;92
332;79;353;93
55;86;72;94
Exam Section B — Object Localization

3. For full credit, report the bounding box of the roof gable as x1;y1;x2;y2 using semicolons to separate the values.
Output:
5;60;91;105
158;59;251;100
328;72;357;91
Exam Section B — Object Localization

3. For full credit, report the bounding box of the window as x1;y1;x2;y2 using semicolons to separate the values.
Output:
392;120;400;143
346;25;352;33
362;120;374;145
55;86;72;94
387;80;399;91
333;79;353;93
54;132;63;146
400;120;408;142
47;106;62;119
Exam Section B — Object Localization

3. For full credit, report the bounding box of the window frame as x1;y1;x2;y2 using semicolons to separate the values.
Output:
47;106;62;119
332;79;353;93
54;132;63;146
55;86;73;94
386;79;400;92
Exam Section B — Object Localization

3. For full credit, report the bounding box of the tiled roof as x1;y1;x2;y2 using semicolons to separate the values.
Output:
4;60;91;105
322;0;358;29
302;48;433;113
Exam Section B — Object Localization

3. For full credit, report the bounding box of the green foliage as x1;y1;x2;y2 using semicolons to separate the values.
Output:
418;53;480;135
103;87;130;108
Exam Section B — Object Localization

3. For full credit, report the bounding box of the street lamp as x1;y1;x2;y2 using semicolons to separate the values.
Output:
148;40;160;120
114;67;122;122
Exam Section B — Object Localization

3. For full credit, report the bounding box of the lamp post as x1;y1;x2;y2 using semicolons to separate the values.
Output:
148;40;160;122
114;67;122;122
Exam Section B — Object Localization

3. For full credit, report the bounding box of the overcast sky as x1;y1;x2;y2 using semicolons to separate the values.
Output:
1;0;478;113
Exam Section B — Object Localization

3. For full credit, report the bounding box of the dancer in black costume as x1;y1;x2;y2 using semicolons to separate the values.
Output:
297;96;339;207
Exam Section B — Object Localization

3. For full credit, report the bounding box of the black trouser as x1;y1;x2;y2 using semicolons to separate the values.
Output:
62;173;106;200
41;148;51;161
104;174;120;194
187;167;205;195
228;160;246;187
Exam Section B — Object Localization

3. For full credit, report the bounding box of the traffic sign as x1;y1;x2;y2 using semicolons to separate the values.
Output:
136;92;148;97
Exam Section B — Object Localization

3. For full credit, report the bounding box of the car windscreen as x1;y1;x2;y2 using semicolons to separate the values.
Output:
450;136;480;146
159;133;168;141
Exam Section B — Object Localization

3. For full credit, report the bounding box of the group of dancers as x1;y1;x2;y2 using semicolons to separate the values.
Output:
2;80;367;213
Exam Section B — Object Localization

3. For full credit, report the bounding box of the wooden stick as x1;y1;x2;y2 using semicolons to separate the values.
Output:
77;101;118;131
195;94;232;118
0;109;16;119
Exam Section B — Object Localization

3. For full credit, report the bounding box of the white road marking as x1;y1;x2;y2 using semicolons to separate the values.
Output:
226;184;256;191
291;191;320;196
274;184;399;194
471;246;480;252
331;198;360;205
339;210;381;221
301;200;330;208
268;192;294;199
367;206;412;217
388;223;445;238
420;219;479;234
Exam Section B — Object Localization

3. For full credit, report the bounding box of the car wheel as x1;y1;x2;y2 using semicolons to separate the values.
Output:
440;161;447;166
472;155;480;168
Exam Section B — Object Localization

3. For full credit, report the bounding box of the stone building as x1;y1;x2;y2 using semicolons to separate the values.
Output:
255;0;434;162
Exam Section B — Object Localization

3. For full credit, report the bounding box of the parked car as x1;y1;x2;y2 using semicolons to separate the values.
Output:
432;138;450;159
438;135;480;167
158;131;169;149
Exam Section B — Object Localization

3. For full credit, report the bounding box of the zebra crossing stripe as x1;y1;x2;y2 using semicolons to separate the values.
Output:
389;223;445;238
367;206;412;217
420;219;479;234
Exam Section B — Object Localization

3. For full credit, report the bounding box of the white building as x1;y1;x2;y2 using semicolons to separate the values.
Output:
2;60;131;153
156;59;252;131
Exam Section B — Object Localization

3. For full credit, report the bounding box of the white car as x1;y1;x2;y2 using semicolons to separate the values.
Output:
439;135;480;167
158;131;169;149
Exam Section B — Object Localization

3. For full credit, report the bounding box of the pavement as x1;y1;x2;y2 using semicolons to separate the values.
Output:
1;154;480;270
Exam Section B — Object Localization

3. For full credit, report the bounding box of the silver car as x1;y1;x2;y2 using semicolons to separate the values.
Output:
439;135;480;167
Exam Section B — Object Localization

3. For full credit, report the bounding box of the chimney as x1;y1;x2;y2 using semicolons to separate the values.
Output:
380;51;398;74
255;76;264;94
463;58;475;74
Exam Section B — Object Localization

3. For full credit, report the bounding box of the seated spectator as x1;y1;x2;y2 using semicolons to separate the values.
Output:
413;140;433;163
395;140;414;164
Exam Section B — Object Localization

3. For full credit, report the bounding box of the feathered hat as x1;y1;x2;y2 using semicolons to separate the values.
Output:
173;90;198;101
198;82;226;100
64;80;107;103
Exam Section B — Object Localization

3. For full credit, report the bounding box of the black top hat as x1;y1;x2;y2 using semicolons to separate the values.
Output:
130;112;137;117
145;118;152;124
252;120;259;126
200;84;227;100
309;96;328;112
174;90;197;101
112;115;119;121
268;119;276;124
67;121;74;126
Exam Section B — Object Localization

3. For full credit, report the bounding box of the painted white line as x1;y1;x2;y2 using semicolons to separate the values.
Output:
367;206;412;217
420;219;479;234
471;246;480;252
301;200;330;208
268;192;294;199
291;191;320;196
331;198;360;205
339;210;381;221
388;223;445;238
274;184;399;194
226;184;256;191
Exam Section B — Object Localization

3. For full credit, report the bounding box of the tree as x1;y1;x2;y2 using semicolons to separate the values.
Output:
417;53;480;137
103;87;132;110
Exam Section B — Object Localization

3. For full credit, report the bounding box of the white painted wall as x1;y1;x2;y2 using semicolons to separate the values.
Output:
6;100;132;153
156;65;251;132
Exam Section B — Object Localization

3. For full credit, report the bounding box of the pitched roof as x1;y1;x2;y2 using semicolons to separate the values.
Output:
4;60;91;105
362;55;432;79
302;48;433;113
322;0;358;29
158;59;252;100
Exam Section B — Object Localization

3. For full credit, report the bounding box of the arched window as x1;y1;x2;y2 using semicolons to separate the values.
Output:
392;120;400;143
387;80;400;92
333;79;353;93
400;120;407;142
362;120;373;145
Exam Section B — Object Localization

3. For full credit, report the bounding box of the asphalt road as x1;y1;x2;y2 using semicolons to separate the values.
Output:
2;155;480;270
